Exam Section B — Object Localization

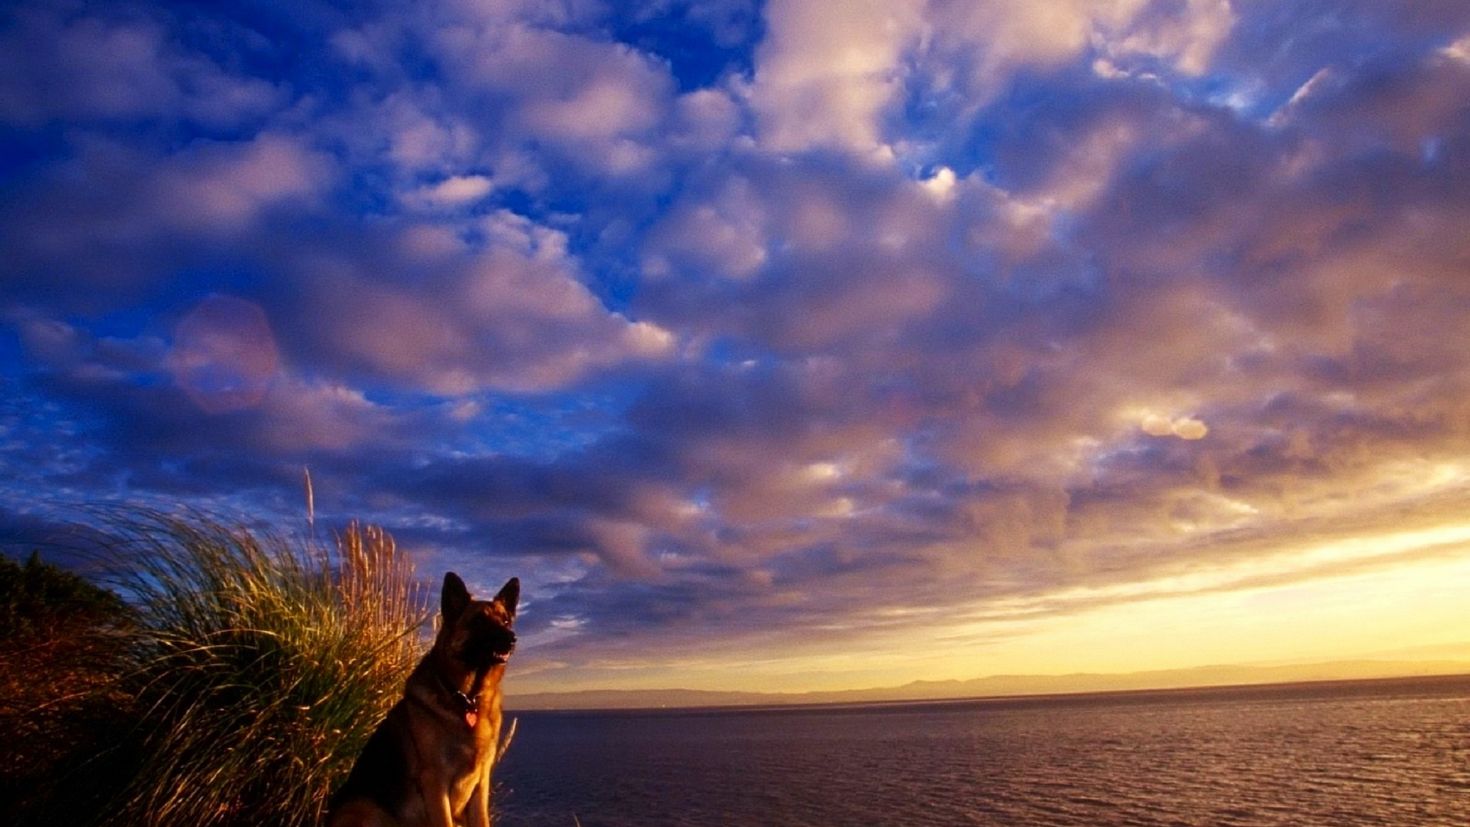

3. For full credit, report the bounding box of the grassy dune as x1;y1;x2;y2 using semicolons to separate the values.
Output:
2;512;429;826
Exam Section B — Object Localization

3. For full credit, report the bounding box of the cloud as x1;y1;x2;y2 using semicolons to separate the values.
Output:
1141;413;1210;441
1106;0;1237;77
4;0;1470;690
285;215;676;395
642;173;770;280
639;153;963;352
1;132;334;302
402;174;495;210
749;0;923;154
427;13;680;181
0;2;283;127
153;134;330;230
1445;34;1470;64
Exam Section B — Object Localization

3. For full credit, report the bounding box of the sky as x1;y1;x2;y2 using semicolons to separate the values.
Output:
3;0;1470;697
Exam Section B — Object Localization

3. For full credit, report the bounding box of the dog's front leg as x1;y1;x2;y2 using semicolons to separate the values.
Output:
466;762;493;827
417;771;457;827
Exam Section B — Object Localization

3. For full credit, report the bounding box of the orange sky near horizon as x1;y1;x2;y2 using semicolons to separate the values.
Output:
505;510;1470;696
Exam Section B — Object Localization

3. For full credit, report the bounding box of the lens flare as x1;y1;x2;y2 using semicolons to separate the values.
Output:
170;294;279;413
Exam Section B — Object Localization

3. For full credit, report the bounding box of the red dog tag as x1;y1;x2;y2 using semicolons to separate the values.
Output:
465;711;479;728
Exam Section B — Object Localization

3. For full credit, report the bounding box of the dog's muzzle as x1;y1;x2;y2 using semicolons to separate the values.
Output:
477;627;516;665
489;634;516;664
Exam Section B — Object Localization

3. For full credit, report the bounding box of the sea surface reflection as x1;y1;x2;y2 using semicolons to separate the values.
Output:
496;676;1470;826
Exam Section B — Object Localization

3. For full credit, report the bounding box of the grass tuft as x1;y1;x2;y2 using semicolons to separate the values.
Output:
95;510;430;827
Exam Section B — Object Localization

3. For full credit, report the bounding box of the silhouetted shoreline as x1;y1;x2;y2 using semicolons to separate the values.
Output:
508;665;1470;714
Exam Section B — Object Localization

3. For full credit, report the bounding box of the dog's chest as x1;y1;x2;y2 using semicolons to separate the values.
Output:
434;728;480;770
438;728;492;806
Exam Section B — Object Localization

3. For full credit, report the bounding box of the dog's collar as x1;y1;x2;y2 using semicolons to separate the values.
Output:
438;668;487;729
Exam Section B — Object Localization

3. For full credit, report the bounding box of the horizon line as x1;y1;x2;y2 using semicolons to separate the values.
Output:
505;658;1470;712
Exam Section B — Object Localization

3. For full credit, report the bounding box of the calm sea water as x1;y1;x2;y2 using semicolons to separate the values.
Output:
493;676;1470;826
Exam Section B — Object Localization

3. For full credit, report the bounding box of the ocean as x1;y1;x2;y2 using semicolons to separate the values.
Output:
493;675;1470;826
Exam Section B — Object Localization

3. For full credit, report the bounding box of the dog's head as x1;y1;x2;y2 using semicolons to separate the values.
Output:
439;572;519;670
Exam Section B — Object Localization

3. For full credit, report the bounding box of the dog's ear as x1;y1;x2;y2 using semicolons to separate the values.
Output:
442;571;470;622
494;577;520;619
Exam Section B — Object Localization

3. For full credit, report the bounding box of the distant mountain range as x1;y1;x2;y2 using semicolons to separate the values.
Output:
505;658;1470;711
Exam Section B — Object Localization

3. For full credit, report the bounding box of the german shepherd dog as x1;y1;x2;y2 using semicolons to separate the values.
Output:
327;573;519;827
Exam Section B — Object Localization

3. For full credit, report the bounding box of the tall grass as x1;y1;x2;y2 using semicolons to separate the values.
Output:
98;511;430;826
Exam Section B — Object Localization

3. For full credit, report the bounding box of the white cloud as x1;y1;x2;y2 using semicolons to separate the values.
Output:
1142;413;1210;440
643;175;769;279
920;166;957;201
381;97;480;173
523;74;663;142
671;88;743;153
749;0;924;153
1443;34;1470;64
308;217;676;395
1110;0;1236;76
403;174;494;210
925;0;1147;100
430;21;677;179
1270;67;1336;126
257;378;385;452
746;0;1238;159
624;320;677;357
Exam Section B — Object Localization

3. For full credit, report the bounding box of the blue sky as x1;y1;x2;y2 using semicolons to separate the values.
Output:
5;0;1470;695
